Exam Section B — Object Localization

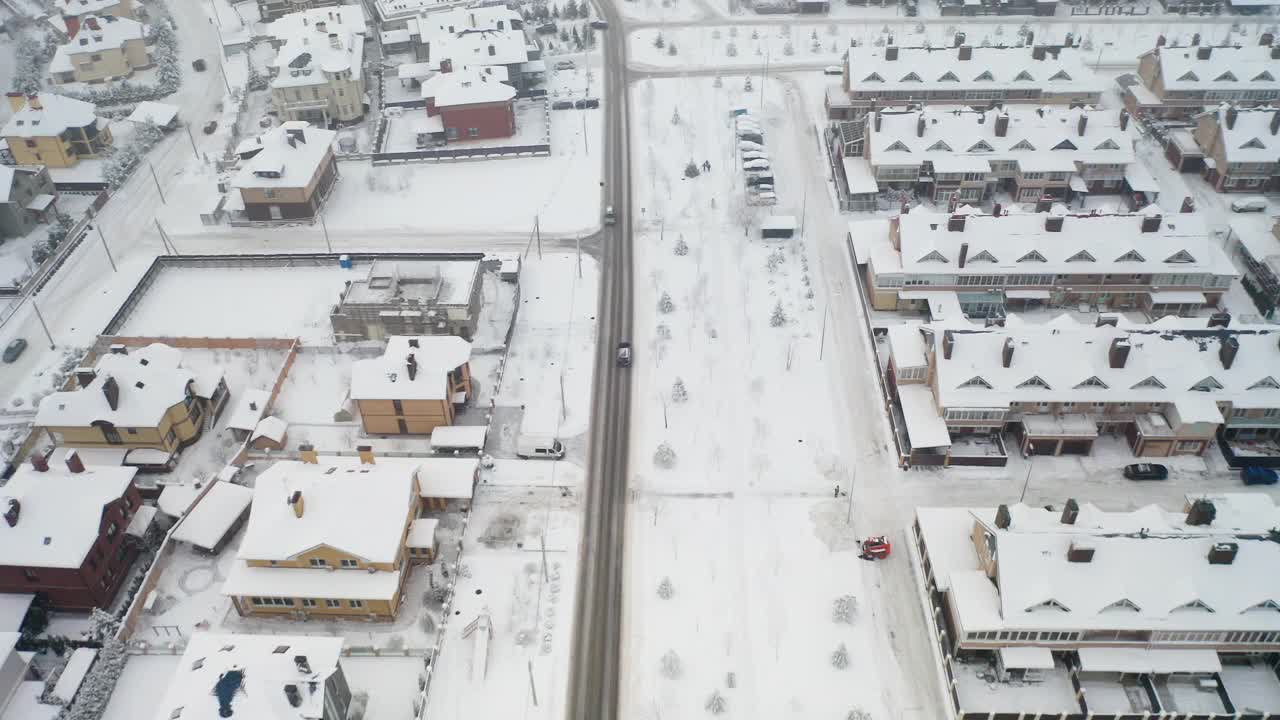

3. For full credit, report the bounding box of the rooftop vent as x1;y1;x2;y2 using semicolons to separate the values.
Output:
1067;541;1095;563
1060;498;1079;525
294;655;312;674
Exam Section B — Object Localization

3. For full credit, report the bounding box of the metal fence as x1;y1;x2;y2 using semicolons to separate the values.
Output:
372;143;552;164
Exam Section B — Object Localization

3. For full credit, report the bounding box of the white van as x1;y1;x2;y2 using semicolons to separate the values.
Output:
1230;196;1269;213
516;432;564;459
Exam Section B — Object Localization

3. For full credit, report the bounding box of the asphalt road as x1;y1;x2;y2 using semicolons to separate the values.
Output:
565;0;634;717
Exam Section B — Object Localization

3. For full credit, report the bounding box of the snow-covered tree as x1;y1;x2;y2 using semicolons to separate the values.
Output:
559;27;570;42
831;642;850;669
671;107;681;125
657;576;674;599
767;249;785;273
578;0;590;18
565;0;579;15
656;323;672;340
347;691;370;720
653;442;676;468
674;236;689;255
10;33;50;94
667;41;677;56
671;378;688;403
782;41;793;56
770;301;787;327
725;42;737;57
657;291;675;314
743;76;752;91
750;28;759;39
653;31;665;48
706;690;727;715
660;649;682;678
833;594;857;623
572;25;581;49
847;709;873;720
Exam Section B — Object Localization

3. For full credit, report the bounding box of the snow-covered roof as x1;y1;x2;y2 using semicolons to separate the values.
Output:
172;480;253;550
226;388;271;432
155;633;344;720
415;457;478;499
419;24;530;72
373;0;470;23
51;648;97;704
428;424;487;450
420;67;515;107
269;7;366;88
1232;220;1280;278
1200;105;1280;164
49;15;146;73
1;93;98;138
0;594;34;633
409;4;521;37
926;315;1280;412
918;497;1280;633
0;166;46;204
35;344;197;429
844;45;1103;95
407;517;438;548
867;106;1136;170
157;482;204;518
898;383;951;449
252;416;288;443
350;335;471;401
880;210;1237;279
1149;45;1280;92
237;458;418;564
126;101;179;126
58;0;124;18
1076;648;1222;674
222;563;403;601
887;324;927;368
230;123;337;189
841;156;879;195
0;463;137;569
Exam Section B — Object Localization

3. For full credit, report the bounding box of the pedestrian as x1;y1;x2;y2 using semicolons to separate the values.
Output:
833;485;840;498
703;159;712;172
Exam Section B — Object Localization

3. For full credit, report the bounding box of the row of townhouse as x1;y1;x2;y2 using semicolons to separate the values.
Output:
833;106;1149;211
1190;104;1280;193
883;313;1280;466
1231;218;1280;317
825;44;1104;122
850;210;1236;319
1126;43;1280;120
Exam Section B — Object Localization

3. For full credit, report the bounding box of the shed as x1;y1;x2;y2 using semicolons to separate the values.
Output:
170;480;253;553
249;416;288;451
416;457;480;511
126;101;180;130
226;388;271;441
429;424;489;454
760;215;798;239
406;517;439;563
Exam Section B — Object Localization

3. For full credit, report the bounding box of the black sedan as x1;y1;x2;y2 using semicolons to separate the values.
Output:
1123;463;1168;481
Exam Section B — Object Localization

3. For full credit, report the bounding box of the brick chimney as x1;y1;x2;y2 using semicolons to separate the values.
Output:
1045;215;1064;233
1181;196;1195;213
885;46;898;61
1096;314;1118;327
1259;32;1273;46
1119;109;1129;132
66;450;85;474
26;94;42;111
992;202;1003;216
1208;312;1231;328
942;330;956;359
1186;498;1215;526
315;20;327;33
1077;112;1088;137
406;352;418;381
873;112;881;132
1219;336;1239;369
357;445;375;465
1272;46;1280;60
1190;33;1201;46
1001;337;1014;368
1196;46;1211;60
440;58;453;74
298;443;318;464
958;45;972;61
1208;542;1238;565
1226;106;1238;130
995;504;1011;529
994;113;1009;137
30;454;49;472
1270;111;1280;136
947;214;966;232
1061;498;1079;525
76;367;97;388
1031;45;1047;61
102;376;120;411
1108;337;1131;368
953;32;965;48
3;498;19;528
1140;214;1162;233
329;32;341;50
916;115;926;138
958;242;969;268
288;490;305;518
1156;34;1166;47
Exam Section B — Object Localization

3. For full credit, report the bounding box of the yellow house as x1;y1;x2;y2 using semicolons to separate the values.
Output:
2;92;112;168
35;343;229;457
350;335;473;435
49;15;150;85
223;453;430;620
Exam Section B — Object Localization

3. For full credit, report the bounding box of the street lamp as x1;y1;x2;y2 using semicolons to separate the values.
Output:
1019;442;1035;503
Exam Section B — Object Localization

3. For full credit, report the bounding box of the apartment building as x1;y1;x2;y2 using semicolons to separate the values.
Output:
0;457;143;610
884;314;1280;464
1229;219;1280;317
0;165;57;239
350;335;473;435
835;106;1143;210
1127;44;1280;119
49;15;149;85
386;5;541;91
329;259;483;341
34;343;229;458
222;455;425;619
155;633;352;720
826;44;1103;121
268;5;367;125
1192;105;1280;193
230;122;338;222
851;211;1236;319
1;93;111;168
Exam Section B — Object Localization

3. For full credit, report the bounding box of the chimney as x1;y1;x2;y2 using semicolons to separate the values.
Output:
298;443;319;464
288;490;305;518
406;352;418;381
992;202;1003;217
1032;45;1047;61
1096;314;1119;327
1077;112;1088;137
1034;198;1052;213
1001;337;1014;368
1226;106;1238;130
286;128;306;145
408;338;419;348
30;454;49;472
873;113;881;132
942;330;956;360
1207;311;1231;328
1196;45;1211;60
1045;215;1064;233
947;214;966;232
1024;30;1034;46
109;343;127;355
102;376;120;411
994;113;1009;137
1119;109;1129;132
2;498;19;527
329;32;341;50
916;115;926;138
1270;111;1280;136
958;242;969;268
315;20;326;33
1108;337;1131;368
1060;498;1079;525
75;367;97;388
284;684;303;708
26;94;42;111
1156;34;1166;47
1067;541;1095;563
294;655;312;674
1191;32;1201;46
1207;542;1238;565
357;445;375;465
1140;214;1162;233
66;450;85;474
1219;336;1239;369
885;46;898;61
1180;195;1195;213
1272;46;1280;60
953;32;965;48
958;45;972;61
1186;498;1216;526
995;504;1011;529
1261;32;1275;47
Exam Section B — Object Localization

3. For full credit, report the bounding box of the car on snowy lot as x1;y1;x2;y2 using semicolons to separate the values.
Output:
741;150;768;161
537;22;557;34
590;19;609;29
604;205;616;225
1242;466;1279;486
203;120;218;134
2;338;27;363
745;173;774;186
1230;196;1268;213
1123;463;1168;481
583;98;600;109
552;100;574;110
192;58;207;72
554;60;576;71
738;140;764;152
743;159;770;171
823;66;842;76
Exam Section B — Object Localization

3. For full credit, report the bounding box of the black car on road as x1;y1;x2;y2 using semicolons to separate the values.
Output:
1123;463;1168;481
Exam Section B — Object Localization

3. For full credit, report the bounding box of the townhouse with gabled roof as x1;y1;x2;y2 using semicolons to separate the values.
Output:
826;44;1103;121
1127;44;1280;119
1191;104;1280;193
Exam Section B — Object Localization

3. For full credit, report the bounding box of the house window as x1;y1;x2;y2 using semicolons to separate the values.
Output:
90;53;102;61
301;598;317;607
468;128;480;138
309;558;328;567
446;127;458;140
165;429;176;445
349;599;365;608
264;188;276;199
127;428;137;435
325;599;341;608
340;559;358;568
392;399;403;414
23;569;38;582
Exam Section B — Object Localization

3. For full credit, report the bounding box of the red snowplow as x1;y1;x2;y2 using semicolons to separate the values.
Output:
860;536;891;560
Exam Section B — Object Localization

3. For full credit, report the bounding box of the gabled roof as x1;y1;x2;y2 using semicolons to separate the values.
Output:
35;344;200;429
0;165;43;204
350;335;471;401
230;122;337;190
1155;45;1280;91
49;15;147;74
1202;105;1280;164
420;67;516;107
844;45;1103;94
57;0;124;18
0;463;137;569
269;5;367;88
1;93;99;138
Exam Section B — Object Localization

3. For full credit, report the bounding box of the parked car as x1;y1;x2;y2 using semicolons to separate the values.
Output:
537;22;558;35
192;58;207;72
742;159;770;171
583;98;600;109
1242;466;1279;486
589;19;609;29
574;99;588;109
202;120;218;134
741;150;768;161
615;341;632;367
1123;463;1168;481
823;65;843;76
2;338;27;363
516;433;564;459
1230;196;1268;213
554;60;576;71
604;205;616;225
737;140;764;152
551;100;574;110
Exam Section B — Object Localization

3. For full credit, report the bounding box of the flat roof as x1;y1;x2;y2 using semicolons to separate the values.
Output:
1077;648;1222;674
225;388;271;432
898;384;951;449
51;648;97;704
0;594;34;633
415;457;478;499
407;518;438;548
999;646;1055;670
171;481;253;550
841;156;880;195
428;424;488;450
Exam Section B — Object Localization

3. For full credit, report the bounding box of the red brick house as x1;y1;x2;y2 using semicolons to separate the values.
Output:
0;453;145;610
419;64;515;143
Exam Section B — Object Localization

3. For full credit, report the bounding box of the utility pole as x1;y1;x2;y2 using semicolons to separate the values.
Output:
801;184;809;235
218;61;232;94
97;225;117;272
31;298;54;349
320;213;333;253
184;124;199;157
759;50;769;114
846;465;856;525
819;300;828;360
147;160;166;203
1019;444;1035;503
535;215;542;259
576;235;582;279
